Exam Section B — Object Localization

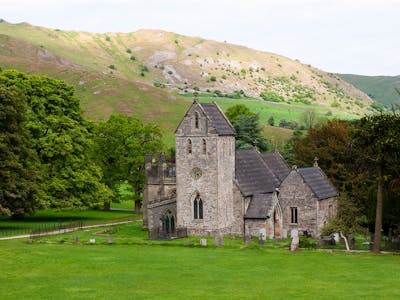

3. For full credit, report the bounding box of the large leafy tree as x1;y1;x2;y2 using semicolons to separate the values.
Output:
94;114;163;213
0;85;40;217
0;69;112;210
225;104;270;152
353;113;400;253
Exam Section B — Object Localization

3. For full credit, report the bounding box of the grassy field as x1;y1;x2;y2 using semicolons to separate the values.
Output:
1;222;399;299
0;209;136;237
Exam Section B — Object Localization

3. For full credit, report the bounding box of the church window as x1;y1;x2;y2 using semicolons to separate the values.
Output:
290;207;298;224
202;139;207;154
195;112;199;129
194;194;203;219
328;204;333;219
187;139;192;154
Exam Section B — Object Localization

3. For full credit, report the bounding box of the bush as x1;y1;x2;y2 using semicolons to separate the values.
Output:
141;65;149;72
331;101;340;108
371;101;385;112
210;75;217;82
126;48;132;54
105;36;111;42
260;92;285;102
153;81;165;88
222;74;227;80
130;55;136;61
108;64;116;70
268;116;275;126
325;110;333;116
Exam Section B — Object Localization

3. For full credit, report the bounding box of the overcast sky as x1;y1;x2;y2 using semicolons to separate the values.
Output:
2;0;399;76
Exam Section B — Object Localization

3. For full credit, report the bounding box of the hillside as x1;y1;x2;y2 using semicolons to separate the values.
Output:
0;21;377;145
338;74;400;108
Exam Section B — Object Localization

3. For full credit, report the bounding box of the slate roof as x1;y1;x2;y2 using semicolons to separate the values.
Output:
235;149;280;196
298;167;339;200
200;103;235;136
261;152;290;182
244;193;274;219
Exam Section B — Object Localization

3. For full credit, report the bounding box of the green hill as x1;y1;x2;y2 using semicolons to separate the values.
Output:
338;74;400;108
0;21;376;146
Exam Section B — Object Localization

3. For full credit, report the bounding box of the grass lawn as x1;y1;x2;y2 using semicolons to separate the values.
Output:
1;222;399;299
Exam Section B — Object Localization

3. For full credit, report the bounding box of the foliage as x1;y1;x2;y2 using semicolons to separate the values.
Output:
370;101;385;112
210;75;217;82
0;85;40;217
352;113;400;252
226;105;269;152
0;69;112;211
93;114;163;212
108;64;116;70
260;91;285;102
268;116;275;126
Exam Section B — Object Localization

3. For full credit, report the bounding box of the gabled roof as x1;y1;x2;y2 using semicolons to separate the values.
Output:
235;149;280;196
298;167;339;200
244;193;274;219
261;152;290;182
200;102;236;136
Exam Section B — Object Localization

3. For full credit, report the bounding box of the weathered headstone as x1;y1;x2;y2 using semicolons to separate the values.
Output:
75;236;80;243
89;238;96;244
333;233;339;243
282;229;288;239
107;236;114;244
290;229;299;251
258;228;266;245
200;239;207;247
214;234;224;247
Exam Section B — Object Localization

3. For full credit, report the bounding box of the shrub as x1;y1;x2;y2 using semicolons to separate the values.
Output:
141;65;149;72
167;70;173;75
268;116;275;126
210;75;217;82
371;101;384;112
193;86;200;91
108;64;116;70
222;74;227;80
126;48;132;54
260;92;284;102
331;101;340;108
153;81;165;88
325;110;333;116
130;55;136;61
105;36;111;42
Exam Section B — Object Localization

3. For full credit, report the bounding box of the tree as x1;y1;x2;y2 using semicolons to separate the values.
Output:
301;109;317;130
268;116;275;126
225;105;269;152
353;113;400;253
94;114;163;213
0;85;40;217
0;69;112;210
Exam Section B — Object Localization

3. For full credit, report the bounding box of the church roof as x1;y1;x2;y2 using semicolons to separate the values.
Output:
244;193;274;219
200;103;235;136
235;149;280;196
261;152;290;182
298;167;339;200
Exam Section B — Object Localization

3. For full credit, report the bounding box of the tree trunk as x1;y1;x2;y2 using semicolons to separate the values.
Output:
134;200;141;214
372;167;383;253
340;232;350;251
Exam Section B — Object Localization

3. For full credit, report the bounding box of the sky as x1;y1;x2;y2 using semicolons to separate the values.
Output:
2;0;400;76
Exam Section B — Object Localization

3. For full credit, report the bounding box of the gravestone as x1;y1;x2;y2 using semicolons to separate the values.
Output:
214;234;224;247
75;236;80;243
89;238;96;244
200;239;207;247
107;236;114;244
333;233;339;243
258;228;266;245
290;229;299;251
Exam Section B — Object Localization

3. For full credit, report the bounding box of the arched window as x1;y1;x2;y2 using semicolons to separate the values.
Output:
170;215;175;232
194;194;203;220
187;139;192;154
194;198;198;219
195;112;199;129
202;139;207;155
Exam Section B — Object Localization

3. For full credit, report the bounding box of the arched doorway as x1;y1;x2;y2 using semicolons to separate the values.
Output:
274;207;282;239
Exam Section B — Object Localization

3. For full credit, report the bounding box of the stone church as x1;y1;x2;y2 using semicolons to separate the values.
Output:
143;101;338;239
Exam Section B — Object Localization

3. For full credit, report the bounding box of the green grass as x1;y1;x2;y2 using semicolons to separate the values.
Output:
0;209;136;237
1;222;400;299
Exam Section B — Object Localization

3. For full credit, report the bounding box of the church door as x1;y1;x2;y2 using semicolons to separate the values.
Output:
274;209;282;239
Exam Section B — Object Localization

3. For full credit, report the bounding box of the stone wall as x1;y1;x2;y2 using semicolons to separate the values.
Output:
278;170;318;237
317;197;337;235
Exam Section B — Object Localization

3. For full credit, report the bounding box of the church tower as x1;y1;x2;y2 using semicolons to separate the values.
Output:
175;101;236;235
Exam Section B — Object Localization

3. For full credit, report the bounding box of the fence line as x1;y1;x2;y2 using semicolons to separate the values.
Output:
0;216;135;239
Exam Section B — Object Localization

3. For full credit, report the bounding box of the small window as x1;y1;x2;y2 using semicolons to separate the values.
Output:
195;112;199;129
328;204;333;219
187;139;192;154
194;194;203;220
202;139;207;154
290;207;298;224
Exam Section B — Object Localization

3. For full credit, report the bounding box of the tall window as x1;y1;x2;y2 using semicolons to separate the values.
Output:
290;207;298;224
328;204;333;219
187;139;192;154
202;139;207;155
195;112;199;129
194;194;203;219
